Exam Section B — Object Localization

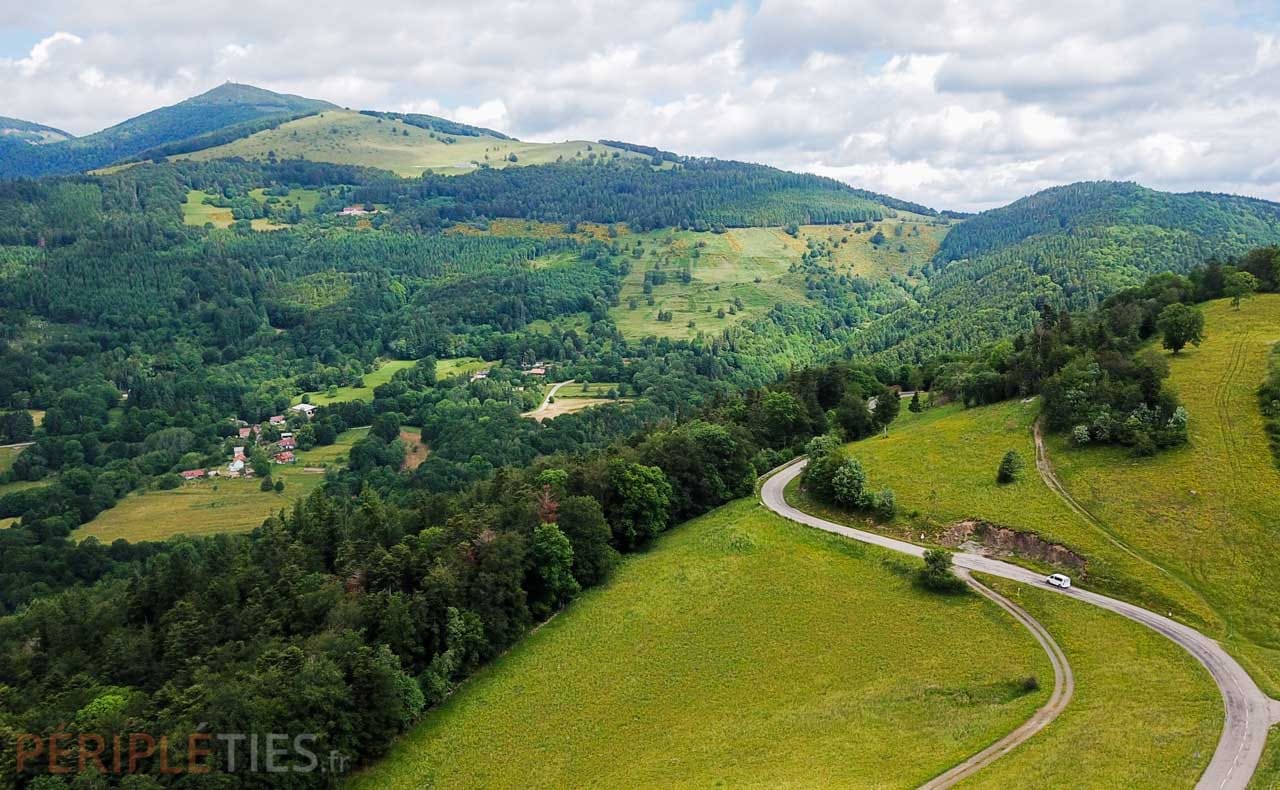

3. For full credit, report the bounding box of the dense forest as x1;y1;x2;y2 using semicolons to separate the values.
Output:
853;182;1280;363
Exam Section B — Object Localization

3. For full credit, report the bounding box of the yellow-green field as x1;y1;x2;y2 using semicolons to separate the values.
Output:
607;221;948;341
176;110;643;177
435;357;491;380
557;381;621;398
181;190;233;227
966;577;1219;787
1046;296;1280;691
348;498;1050;789
0;445;22;476
795;216;950;282
75;427;368;543
610;227;807;340
295;360;416;405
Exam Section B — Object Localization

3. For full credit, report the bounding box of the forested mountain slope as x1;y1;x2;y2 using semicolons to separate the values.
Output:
0;116;74;145
0;83;336;179
853;182;1280;362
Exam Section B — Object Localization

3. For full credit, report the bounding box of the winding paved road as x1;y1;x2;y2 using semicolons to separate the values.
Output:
761;459;1277;789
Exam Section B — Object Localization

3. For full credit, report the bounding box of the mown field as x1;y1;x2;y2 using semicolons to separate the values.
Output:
1045;296;1280;692
181;190;233;227
434;357;490;380
348;499;1051;789
295;359;416;405
795;215;950;282
788;399;1214;628
607;220;947;342
75;427;369;543
610;227;810;340
178;110;642;177
967;577;1219;787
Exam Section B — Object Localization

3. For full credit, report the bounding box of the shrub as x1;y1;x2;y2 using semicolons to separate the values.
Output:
918;548;965;594
830;458;868;508
996;450;1024;484
875;487;897;520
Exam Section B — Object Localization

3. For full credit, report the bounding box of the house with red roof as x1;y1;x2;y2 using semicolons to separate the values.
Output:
275;451;295;464
180;469;206;480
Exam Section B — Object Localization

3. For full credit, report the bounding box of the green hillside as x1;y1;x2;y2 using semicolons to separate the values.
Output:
347;499;1051;789
177;109;641;176
856;182;1280;362
792;296;1280;686
0;116;74;145
0;83;336;179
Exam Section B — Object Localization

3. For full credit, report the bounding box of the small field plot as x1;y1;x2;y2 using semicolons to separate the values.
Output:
181;190;233;228
75;427;368;543
798;216;951;283
557;382;622;398
296;359;416;405
347;498;1051;789
435;357;491;380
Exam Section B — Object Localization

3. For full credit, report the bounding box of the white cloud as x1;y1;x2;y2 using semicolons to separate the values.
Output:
0;1;1278;210
8;31;82;77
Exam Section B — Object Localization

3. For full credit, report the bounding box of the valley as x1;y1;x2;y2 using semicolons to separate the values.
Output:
1;77;1280;790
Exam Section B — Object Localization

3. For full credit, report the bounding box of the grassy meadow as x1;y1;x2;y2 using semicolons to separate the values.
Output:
348;498;1051;789
610;227;809;340
181;190;233;227
75;427;369;543
966;577;1219;787
790;399;1216;628
1044;296;1280;691
178;110;642;177
295;359;416;406
607;221;947;342
434;357;491;380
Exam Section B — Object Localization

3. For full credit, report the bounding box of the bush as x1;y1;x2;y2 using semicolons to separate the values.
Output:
996;450;1024;484
830;458;869;508
875;487;897;520
260;477;274;492
156;473;182;490
918;548;965;594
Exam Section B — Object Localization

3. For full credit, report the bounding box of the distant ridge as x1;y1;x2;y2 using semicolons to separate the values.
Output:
0;82;336;179
0;116;74;145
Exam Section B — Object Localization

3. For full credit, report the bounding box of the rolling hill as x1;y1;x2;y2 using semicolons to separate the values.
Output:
173;108;644;176
0;83;336;179
0;116;74;145
853;181;1280;362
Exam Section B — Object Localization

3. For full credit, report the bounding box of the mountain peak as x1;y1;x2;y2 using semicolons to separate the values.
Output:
187;82;339;110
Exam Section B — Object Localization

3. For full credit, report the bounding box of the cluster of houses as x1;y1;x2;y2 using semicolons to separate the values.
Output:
468;362;551;384
178;403;320;481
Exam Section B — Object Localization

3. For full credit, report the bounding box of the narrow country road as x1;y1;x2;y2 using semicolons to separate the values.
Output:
761;459;1277;789
521;379;574;421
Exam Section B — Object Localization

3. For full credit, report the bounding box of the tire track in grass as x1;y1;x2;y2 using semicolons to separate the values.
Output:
919;569;1074;789
1032;419;1222;629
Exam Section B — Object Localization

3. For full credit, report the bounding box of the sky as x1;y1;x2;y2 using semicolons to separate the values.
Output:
2;0;1279;211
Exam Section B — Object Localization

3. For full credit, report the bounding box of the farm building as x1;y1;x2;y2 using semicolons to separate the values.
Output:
180;469;206;480
275;451;295;464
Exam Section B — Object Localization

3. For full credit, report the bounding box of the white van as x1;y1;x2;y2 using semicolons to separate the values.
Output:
1046;573;1072;589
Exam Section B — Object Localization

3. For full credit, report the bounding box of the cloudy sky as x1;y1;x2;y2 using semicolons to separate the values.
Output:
3;0;1279;210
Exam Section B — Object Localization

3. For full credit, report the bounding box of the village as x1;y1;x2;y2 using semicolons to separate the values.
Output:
178;402;318;481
